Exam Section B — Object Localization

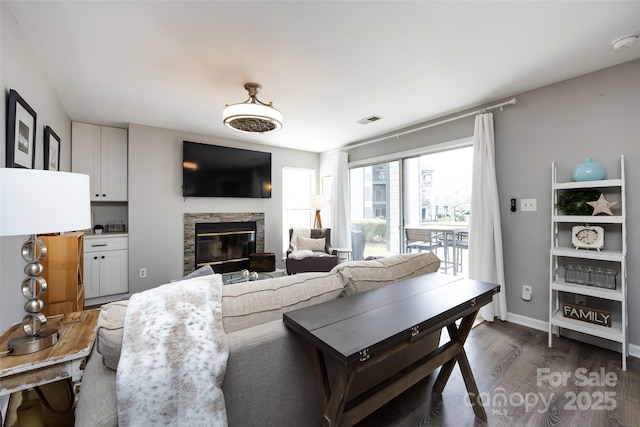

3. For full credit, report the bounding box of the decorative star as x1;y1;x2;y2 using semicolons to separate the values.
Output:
587;193;618;216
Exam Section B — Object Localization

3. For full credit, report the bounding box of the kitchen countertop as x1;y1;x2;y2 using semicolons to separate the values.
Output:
84;232;128;238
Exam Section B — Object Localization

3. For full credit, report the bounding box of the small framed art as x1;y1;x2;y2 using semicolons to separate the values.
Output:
6;89;37;169
44;126;61;171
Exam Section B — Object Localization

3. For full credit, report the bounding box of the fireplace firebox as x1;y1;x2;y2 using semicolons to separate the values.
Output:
195;221;256;273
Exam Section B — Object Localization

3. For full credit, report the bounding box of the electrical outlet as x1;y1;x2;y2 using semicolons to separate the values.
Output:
521;198;537;212
139;268;147;278
575;295;587;306
522;284;532;301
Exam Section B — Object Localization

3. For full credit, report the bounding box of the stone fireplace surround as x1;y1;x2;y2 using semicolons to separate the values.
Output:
184;212;265;276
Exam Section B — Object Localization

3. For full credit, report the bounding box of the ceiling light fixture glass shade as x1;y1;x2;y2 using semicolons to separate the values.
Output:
223;83;283;134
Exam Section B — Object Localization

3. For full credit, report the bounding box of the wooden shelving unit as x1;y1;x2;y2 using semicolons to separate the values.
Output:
39;232;85;316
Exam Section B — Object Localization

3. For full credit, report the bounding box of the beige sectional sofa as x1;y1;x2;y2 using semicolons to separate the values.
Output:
74;252;441;427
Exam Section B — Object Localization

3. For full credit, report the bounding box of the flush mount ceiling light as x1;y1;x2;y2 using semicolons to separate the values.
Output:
223;82;283;134
611;34;639;50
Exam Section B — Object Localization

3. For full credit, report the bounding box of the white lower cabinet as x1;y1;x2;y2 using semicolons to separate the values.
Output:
85;235;128;298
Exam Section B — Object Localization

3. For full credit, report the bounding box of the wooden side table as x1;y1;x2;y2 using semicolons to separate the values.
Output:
0;310;99;401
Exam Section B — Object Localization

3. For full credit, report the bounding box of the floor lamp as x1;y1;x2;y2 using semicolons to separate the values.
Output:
0;169;90;355
310;195;330;229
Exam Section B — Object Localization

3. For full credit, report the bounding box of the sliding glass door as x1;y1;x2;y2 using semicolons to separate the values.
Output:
403;146;473;275
349;144;473;275
349;161;401;260
403;147;473;225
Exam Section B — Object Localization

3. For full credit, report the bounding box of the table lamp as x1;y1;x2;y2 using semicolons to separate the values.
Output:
0;168;90;355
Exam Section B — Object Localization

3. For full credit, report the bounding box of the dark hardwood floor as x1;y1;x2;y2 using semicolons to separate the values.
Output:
7;320;634;426
355;321;639;427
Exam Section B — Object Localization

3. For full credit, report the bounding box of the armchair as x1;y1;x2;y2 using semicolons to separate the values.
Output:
285;228;339;274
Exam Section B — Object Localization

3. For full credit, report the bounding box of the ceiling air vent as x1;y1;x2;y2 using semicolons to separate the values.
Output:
356;115;383;125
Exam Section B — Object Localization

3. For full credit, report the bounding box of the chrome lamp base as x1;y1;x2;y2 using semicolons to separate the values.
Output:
6;234;59;356
8;327;59;356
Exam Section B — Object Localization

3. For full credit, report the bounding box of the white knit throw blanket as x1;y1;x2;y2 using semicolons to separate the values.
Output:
116;274;229;426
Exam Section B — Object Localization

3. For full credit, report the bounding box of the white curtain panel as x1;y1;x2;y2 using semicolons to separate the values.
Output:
469;113;507;321
331;151;351;250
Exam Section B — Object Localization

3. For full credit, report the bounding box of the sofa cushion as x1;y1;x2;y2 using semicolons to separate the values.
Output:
96;300;128;371
221;272;344;333
332;252;441;296
222;319;321;426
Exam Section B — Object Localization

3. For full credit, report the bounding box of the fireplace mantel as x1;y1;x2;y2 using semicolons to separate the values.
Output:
184;212;265;276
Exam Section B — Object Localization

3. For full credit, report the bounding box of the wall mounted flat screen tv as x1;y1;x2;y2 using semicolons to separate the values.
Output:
183;141;272;198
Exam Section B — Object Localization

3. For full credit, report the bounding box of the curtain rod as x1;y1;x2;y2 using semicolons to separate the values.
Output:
342;97;517;151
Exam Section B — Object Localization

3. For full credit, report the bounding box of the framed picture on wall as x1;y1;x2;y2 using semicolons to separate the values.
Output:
44;126;60;171
6;89;37;169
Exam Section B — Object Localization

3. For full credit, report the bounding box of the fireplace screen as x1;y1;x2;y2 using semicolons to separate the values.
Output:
195;221;256;273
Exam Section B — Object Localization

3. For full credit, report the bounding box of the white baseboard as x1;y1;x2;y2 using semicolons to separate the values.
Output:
506;312;549;332
85;293;130;307
506;312;640;359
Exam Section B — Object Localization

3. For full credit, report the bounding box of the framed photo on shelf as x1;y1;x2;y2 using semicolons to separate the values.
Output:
44;126;61;171
6;89;37;169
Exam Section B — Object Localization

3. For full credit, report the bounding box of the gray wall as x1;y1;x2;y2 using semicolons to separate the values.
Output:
346;59;640;348
127;124;319;294
348;115;475;163
497;60;639;345
0;1;72;330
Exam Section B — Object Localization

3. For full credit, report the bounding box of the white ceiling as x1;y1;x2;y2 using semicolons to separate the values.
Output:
6;1;640;153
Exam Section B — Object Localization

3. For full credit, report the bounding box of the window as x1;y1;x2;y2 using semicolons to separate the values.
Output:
282;167;315;251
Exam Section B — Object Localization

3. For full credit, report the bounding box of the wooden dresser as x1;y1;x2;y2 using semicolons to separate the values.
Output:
39;232;85;316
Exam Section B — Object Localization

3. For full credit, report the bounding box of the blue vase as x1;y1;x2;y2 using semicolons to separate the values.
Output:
572;158;606;181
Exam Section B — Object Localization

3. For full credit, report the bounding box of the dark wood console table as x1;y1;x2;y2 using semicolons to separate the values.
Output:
283;273;500;427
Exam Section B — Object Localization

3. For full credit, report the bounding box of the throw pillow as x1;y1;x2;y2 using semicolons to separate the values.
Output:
297;236;326;252
96;300;128;370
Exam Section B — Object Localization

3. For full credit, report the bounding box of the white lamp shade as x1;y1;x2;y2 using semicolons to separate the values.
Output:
0;169;91;236
310;194;330;210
